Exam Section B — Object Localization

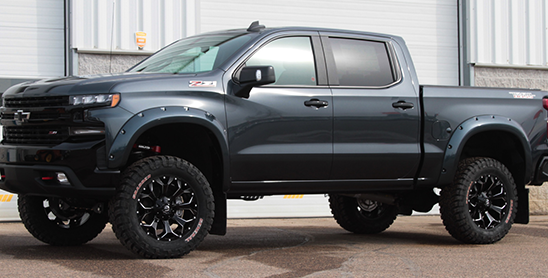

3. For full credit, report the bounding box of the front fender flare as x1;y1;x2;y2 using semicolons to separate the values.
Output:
437;115;532;186
107;106;229;188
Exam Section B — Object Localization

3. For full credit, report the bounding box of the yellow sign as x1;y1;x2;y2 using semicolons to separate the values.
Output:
135;31;147;50
0;194;13;202
283;195;304;199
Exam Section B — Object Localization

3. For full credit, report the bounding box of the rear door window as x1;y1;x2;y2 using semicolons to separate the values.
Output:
328;38;396;86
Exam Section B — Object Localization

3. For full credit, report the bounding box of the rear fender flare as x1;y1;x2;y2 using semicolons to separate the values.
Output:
437;115;532;186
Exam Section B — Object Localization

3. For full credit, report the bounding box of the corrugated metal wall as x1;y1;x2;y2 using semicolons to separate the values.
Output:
470;0;548;67
71;0;197;52
0;0;64;78
70;0;458;86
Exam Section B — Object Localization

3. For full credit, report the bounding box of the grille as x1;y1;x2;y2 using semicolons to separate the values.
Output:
1;111;62;120
3;126;69;145
4;96;69;108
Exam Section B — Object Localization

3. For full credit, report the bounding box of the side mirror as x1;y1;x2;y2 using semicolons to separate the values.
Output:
231;66;276;98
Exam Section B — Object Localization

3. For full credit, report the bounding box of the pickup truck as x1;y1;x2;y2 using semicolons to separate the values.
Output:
1;22;548;259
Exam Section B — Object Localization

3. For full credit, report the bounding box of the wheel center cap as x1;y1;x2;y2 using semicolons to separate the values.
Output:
163;204;170;213
478;193;490;207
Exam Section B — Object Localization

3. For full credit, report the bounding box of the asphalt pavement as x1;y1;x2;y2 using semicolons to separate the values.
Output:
1;215;548;277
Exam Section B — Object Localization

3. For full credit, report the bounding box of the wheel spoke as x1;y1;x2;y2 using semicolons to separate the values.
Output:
158;220;181;240
148;182;159;199
173;214;192;226
489;204;505;217
172;182;190;198
484;211;499;228
162;176;174;195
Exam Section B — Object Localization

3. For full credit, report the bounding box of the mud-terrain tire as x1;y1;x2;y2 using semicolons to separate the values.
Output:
329;194;398;234
109;155;214;259
440;157;517;244
18;195;108;246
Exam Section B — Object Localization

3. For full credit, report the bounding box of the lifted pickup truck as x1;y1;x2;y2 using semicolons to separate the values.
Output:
1;22;548;258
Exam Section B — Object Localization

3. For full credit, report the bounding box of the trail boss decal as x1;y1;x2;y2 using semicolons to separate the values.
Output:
189;81;217;87
509;92;536;99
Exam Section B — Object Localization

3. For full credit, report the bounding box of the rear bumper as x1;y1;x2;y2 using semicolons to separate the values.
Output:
0;140;118;199
533;156;548;185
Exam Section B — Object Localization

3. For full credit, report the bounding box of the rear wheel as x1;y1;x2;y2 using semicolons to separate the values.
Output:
18;195;108;246
329;194;398;234
109;156;214;259
440;157;517;244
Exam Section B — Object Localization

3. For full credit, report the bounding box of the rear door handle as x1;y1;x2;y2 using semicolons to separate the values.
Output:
392;101;414;110
304;99;329;109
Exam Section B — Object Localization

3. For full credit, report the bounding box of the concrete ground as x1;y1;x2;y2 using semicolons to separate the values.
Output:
1;215;548;277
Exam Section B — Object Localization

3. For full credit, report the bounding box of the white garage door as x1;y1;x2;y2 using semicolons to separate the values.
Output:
199;0;458;86
0;0;65;79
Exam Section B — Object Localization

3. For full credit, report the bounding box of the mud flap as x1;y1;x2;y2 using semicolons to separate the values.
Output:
515;188;529;224
209;191;227;235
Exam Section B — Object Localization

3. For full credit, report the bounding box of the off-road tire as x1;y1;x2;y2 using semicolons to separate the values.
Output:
18;195;108;246
109;155;214;259
440;157;517;244
329;194;398;234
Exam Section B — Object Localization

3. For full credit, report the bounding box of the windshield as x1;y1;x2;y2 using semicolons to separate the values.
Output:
128;32;254;74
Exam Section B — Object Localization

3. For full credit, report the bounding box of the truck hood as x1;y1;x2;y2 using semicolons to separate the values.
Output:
2;72;197;97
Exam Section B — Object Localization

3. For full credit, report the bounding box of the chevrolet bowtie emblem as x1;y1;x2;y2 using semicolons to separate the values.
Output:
15;110;31;125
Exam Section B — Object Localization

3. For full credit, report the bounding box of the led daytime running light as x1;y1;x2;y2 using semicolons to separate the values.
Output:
70;94;120;107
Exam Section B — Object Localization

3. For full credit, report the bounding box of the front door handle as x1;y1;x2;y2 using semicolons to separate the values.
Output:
392;101;414;110
304;99;329;109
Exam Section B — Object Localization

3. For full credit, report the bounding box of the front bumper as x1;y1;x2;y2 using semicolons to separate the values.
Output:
0;140;118;199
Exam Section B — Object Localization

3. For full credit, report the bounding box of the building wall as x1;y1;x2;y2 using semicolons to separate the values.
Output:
469;0;548;67
76;53;148;75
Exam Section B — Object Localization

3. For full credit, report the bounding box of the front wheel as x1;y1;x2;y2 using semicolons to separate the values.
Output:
440;157;517;244
329;194;398;234
18;196;108;246
109;156;214;259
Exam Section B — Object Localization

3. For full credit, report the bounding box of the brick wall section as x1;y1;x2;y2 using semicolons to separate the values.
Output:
78;54;148;75
475;66;548;214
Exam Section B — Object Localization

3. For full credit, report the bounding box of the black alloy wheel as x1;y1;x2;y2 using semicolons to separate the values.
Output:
468;174;508;229
137;174;199;241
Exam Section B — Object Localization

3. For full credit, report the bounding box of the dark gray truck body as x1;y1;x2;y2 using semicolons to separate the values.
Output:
0;24;547;257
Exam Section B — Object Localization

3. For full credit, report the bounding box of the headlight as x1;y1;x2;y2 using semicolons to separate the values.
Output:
69;93;120;107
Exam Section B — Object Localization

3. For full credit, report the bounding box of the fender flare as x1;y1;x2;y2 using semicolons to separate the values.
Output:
107;106;230;191
437;115;532;186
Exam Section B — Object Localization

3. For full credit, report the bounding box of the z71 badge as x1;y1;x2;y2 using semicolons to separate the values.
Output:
189;81;217;87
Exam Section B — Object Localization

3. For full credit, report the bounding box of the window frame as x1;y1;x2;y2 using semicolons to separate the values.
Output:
320;33;402;88
231;32;328;88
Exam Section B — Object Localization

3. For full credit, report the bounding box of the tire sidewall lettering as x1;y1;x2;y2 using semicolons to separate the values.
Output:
185;218;203;242
132;174;151;199
506;199;513;224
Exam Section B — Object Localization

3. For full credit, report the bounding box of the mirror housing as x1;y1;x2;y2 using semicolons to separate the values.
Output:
231;66;275;98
